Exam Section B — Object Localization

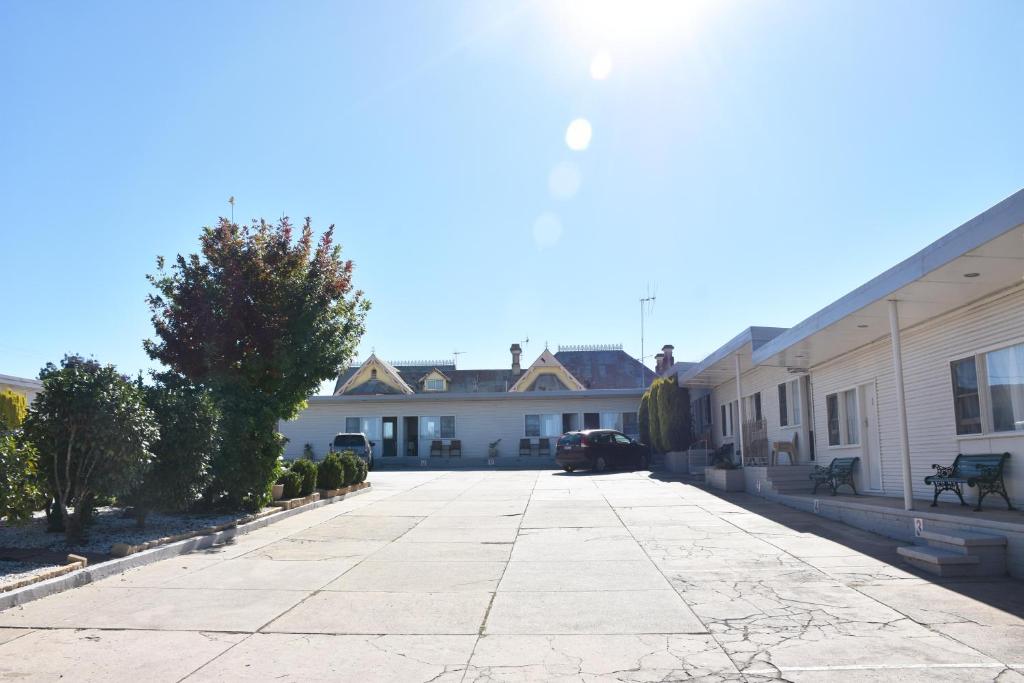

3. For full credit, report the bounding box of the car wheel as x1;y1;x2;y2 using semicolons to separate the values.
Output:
562;465;574;473
593;455;608;473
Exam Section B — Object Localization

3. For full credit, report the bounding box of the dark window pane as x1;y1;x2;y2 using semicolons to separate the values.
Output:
950;357;982;435
441;416;456;438
754;392;763;422
583;412;600;429
778;384;788;427
826;394;840;446
525;414;540;437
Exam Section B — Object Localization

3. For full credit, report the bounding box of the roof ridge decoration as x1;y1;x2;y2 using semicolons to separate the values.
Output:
335;353;415;395
508;348;586;392
557;344;623;353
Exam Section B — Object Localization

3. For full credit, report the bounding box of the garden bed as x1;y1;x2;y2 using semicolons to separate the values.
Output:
0;507;270;591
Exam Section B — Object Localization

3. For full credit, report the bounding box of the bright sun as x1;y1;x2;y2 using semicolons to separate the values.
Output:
547;0;710;48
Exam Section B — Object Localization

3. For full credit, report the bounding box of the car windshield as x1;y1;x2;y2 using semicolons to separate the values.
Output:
333;435;364;448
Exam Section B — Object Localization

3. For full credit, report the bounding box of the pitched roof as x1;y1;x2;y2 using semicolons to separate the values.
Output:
333;348;657;395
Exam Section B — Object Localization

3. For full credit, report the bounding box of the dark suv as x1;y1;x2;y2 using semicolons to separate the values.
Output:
330;432;374;470
555;429;648;473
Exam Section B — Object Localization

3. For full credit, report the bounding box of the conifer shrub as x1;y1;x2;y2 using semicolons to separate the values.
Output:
317;453;345;490
289;458;318;496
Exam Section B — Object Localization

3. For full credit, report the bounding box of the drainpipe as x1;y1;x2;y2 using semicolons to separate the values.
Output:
888;299;914;511
735;354;746;466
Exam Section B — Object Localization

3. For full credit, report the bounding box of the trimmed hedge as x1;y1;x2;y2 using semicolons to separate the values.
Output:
317;453;345;490
638;391;651;447
289;458;318;496
279;470;302;499
338;450;359;486
0;389;27;431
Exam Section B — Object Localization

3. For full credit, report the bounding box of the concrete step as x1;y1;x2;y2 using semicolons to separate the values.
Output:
898;546;981;577
771;483;813;493
918;529;1007;548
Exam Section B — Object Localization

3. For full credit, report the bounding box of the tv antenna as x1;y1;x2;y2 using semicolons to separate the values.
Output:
228;196;235;223
452;350;466;367
640;285;657;387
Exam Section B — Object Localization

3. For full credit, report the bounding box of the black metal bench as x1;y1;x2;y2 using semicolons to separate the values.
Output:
924;452;1013;511
810;456;859;495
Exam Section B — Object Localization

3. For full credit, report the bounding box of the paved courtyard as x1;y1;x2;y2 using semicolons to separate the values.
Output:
0;470;1022;681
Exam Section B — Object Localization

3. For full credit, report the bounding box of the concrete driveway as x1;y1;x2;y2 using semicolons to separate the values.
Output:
0;470;1022;681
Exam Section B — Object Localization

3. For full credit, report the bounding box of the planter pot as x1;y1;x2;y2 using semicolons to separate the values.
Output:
271;484;284;501
704;467;745;492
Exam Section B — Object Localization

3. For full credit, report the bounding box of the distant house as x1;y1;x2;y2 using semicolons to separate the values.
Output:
279;344;659;463
0;374;42;404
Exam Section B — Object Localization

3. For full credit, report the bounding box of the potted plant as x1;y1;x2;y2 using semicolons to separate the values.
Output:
705;457;744;492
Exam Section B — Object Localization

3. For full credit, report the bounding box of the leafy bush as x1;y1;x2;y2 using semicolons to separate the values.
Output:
25;355;158;542
317;453;345;490
0;389;28;431
133;374;218;516
0;432;46;523
289;458;317;496
303;443;316;461
279;470;302;499
354;457;368;484
646;377;692;454
647;381;664;452
339;450;359;486
638;391;651;447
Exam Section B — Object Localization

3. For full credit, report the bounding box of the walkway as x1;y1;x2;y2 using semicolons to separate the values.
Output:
0;470;1022;681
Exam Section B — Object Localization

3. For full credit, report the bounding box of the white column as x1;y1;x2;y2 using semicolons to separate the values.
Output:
888;299;914;511
735;354;746;466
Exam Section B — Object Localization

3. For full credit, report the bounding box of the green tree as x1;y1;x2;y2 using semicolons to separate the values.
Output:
24;356;158;542
0;433;45;523
653;377;693;453
145;218;369;510
638;390;651;447
0;389;27;431
647;382;663;452
131;373;218;519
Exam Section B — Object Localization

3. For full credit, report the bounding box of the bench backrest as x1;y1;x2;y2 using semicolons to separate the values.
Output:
829;456;860;472
952;453;1009;478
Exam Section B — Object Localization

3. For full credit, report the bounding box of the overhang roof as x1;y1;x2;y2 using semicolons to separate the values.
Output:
753;188;1024;370
676;327;787;389
306;387;645;404
0;374;42;390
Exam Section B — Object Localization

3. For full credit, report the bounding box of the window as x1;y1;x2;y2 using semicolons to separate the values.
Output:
344;417;380;439
600;412;622;431
420;416;454;438
985;343;1024;433
778;379;802;427
754;392;762;422
562;413;580;433
721;404;727;437
743;393;762;422
525;413;559;437
951;357;981;435
622;412;639;437
613;434;632;445
583;412;600;429
721;401;737;438
826;389;859;446
345;416;360;433
949;342;1024;435
424;378;445;391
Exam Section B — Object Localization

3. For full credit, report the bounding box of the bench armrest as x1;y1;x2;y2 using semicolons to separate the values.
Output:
931;463;955;478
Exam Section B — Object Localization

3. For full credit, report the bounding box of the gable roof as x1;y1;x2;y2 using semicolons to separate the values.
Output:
554;349;657;390
334;354;414;395
508;349;586;392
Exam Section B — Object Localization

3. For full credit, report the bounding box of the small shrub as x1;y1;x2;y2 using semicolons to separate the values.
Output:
317;453;345;490
339;450;359;486
303;443;315;461
0;389;28;431
355;457;368;484
289;458;317;496
0;432;46;523
279;470;302;499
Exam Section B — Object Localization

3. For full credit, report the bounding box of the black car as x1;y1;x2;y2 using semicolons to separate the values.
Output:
330;432;374;470
555;429;649;473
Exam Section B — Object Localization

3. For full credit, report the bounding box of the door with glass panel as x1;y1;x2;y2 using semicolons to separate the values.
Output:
858;383;882;491
382;416;397;457
404;417;418;457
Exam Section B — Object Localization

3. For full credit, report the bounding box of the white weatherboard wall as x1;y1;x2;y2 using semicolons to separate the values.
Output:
809;283;1024;506
708;365;811;463
280;393;642;461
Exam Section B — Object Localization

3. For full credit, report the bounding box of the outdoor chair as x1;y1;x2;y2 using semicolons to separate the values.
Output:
924;452;1012;511
448;440;462;458
537;438;551;458
519;438;533;457
771;432;798;465
810;456;859;495
429;440;442;457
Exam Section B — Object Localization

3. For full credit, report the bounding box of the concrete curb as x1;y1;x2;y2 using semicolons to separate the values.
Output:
0;484;373;612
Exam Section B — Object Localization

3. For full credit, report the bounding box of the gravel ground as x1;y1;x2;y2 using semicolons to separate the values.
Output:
1;506;270;588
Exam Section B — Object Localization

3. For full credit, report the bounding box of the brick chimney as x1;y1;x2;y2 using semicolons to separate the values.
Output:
654;352;665;374
662;345;675;370
510;343;522;374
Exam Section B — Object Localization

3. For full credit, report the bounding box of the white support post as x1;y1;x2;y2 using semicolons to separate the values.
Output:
735;354;746;466
888;299;914;511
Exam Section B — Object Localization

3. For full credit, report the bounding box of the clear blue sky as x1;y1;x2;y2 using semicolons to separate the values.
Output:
2;1;1022;394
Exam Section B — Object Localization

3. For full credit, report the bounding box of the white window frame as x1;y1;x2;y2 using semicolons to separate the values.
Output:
825;387;860;448
424;378;445;392
950;338;1024;437
525;413;559;437
778;378;802;428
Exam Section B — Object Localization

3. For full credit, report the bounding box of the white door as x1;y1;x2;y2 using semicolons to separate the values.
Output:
859;382;882;491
